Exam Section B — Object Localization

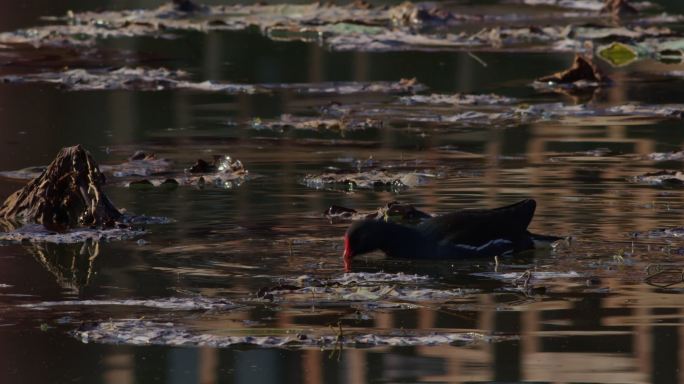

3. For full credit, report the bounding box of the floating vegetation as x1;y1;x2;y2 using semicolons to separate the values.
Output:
0;224;144;243
72;319;510;349
303;169;438;191
399;93;517;106
129;155;250;189
100;152;173;178
597;42;639;66
1;67;196;91
633;227;684;239
630;170;684;187
20;296;238;311
256;272;473;304
595;38;684;67
648;151;684;161
0;145;175;242
0;166;47;181
0;67;423;95
0;0;677;56
471;270;582;282
332;271;432;284
324;201;432;224
0;151;172;181
0;151;251;190
251;115;383;133
261;284;475;303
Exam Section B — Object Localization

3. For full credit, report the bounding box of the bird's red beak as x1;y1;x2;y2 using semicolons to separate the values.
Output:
343;234;353;273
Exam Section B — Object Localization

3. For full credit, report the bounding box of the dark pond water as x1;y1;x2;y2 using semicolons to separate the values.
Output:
2;0;684;383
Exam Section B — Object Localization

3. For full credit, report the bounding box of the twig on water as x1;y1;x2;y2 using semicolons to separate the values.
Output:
467;51;488;68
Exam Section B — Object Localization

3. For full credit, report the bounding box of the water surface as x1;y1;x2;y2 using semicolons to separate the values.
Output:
2;1;684;383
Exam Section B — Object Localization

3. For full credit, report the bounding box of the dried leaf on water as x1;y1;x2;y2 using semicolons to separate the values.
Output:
536;54;609;86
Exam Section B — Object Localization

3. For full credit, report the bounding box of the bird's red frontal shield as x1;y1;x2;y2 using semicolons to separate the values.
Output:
343;234;352;272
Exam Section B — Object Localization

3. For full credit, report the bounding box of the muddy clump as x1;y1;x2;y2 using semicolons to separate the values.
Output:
0;145;121;230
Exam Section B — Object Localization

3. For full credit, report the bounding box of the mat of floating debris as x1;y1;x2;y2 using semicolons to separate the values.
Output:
72;319;514;348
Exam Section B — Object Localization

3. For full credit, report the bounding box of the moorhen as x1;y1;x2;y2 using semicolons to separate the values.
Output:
342;199;551;272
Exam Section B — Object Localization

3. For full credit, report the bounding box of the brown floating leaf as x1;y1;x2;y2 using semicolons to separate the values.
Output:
0;145;121;230
537;54;609;84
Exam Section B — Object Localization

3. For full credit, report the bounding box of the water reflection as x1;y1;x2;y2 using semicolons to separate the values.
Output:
26;241;100;294
2;0;684;383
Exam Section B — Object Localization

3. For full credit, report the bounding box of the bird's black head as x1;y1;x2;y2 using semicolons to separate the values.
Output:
343;220;386;272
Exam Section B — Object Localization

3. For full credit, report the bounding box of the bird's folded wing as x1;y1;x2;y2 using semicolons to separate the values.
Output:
417;199;536;246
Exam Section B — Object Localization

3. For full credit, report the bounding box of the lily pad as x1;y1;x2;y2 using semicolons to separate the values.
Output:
598;42;638;66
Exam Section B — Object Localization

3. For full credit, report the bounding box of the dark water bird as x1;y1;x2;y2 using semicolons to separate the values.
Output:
342;199;555;272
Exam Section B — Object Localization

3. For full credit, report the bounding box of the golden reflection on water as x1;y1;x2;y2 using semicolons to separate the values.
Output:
2;3;684;384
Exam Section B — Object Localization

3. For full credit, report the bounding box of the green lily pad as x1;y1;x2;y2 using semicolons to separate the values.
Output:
598;42;638;67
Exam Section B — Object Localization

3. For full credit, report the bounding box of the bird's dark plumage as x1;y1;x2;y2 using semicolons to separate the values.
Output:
418;199;536;249
342;199;543;272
